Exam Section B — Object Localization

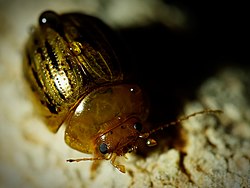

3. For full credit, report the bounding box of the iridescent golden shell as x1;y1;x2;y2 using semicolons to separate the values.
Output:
23;10;149;173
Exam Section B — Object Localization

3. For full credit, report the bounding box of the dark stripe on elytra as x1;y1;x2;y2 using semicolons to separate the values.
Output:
45;41;59;70
45;41;68;100
36;47;46;61
44;92;58;114
44;62;66;101
31;67;43;89
44;62;59;104
28;49;43;89
56;82;66;100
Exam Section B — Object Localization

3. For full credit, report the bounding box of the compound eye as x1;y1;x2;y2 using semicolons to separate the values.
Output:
133;122;142;132
99;143;108;154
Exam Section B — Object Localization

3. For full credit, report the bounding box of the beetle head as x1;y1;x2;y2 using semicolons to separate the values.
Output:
91;116;144;172
95;117;143;156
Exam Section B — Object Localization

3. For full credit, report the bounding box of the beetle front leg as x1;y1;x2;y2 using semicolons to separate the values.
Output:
110;154;126;173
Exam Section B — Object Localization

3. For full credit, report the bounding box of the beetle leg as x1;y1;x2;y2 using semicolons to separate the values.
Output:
90;160;101;179
110;153;126;173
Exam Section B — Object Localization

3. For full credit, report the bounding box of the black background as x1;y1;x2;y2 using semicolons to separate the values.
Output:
115;0;249;153
118;0;249;123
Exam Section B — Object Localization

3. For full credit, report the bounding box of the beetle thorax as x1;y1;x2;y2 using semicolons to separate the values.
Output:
65;83;149;155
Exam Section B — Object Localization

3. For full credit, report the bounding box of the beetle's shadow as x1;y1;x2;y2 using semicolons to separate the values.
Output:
117;23;216;156
116;15;248;156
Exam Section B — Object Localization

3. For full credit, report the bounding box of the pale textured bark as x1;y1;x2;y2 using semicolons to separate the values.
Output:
0;1;249;188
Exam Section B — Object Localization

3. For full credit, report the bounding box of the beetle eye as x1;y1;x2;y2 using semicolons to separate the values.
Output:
133;122;142;132
99;143;108;154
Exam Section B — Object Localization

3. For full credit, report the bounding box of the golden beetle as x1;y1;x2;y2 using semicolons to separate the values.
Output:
23;10;221;174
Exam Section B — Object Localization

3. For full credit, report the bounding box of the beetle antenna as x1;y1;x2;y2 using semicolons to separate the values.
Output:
67;153;113;162
139;109;222;145
67;157;105;162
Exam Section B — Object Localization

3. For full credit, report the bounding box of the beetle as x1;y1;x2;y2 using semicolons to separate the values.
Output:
23;10;222;175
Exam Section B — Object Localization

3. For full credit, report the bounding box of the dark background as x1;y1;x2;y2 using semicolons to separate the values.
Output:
115;0;249;153
118;0;249;123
